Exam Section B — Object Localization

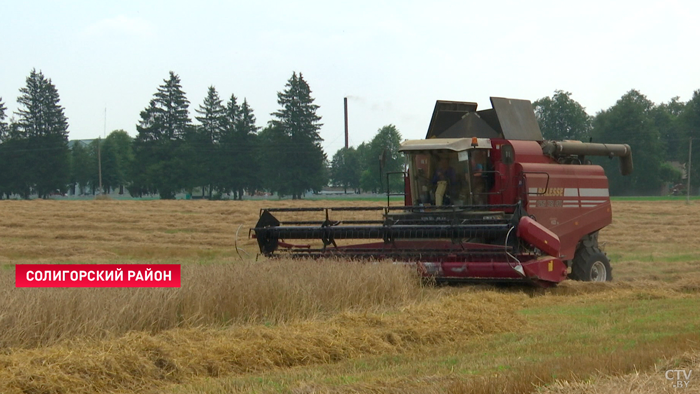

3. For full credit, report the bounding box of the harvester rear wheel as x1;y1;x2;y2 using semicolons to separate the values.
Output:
571;247;612;282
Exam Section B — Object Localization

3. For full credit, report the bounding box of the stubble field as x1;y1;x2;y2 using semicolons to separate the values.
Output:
0;199;699;393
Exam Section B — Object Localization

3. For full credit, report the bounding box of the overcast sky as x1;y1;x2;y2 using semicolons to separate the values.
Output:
1;0;699;155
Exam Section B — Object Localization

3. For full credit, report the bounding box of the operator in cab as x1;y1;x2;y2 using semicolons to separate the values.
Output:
469;150;488;205
432;157;456;206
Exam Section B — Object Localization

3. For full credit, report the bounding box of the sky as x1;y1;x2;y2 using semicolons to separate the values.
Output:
1;0;699;156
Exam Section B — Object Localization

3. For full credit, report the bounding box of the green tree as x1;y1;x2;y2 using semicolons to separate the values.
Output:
132;71;192;199
89;138;122;194
217;95;260;199
14;69;70;198
359;125;403;193
194;86;226;198
217;94;242;197
592;90;665;195
0;121;31;198
258;124;292;196
268;72;326;198
356;142;372;193
69;141;92;195
680;90;700;194
533;90;592;141
233;99;259;198
87;139;101;194
330;147;360;193
104;130;134;194
652;97;686;163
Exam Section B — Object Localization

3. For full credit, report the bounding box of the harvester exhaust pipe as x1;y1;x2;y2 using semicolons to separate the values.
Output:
541;141;633;176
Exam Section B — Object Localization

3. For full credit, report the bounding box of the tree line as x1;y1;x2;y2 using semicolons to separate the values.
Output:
0;70;328;199
533;89;700;195
1;70;699;199
0;69;405;200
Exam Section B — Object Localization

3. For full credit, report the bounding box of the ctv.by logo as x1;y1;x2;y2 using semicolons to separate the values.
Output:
666;369;692;388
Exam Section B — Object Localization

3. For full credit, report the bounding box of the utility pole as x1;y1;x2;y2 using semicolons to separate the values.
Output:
688;137;693;204
98;137;103;194
98;107;106;195
344;97;349;149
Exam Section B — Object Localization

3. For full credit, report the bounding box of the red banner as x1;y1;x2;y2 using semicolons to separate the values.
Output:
15;264;181;288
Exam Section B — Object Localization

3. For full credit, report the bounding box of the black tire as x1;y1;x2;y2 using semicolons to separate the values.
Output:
570;247;612;282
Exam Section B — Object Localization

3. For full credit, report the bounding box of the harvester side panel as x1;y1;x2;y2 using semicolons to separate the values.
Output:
519;162;612;260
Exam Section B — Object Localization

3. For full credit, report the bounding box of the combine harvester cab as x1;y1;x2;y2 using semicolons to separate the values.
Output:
252;97;633;287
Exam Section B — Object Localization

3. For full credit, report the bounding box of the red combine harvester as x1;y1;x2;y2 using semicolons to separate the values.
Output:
252;98;632;287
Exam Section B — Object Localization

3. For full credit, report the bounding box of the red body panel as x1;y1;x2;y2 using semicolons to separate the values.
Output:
517;161;611;260
517;216;560;257
521;256;567;283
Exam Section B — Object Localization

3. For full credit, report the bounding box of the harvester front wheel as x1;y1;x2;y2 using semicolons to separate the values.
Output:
571;248;612;282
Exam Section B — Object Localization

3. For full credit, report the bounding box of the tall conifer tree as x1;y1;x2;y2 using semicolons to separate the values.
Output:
268;72;326;198
234;99;259;198
194;86;225;198
13;69;70;198
132;71;192;199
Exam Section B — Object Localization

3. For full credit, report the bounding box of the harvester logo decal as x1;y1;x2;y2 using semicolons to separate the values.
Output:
536;187;564;196
528;188;609;209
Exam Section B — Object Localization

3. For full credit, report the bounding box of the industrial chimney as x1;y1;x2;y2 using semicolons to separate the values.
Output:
344;97;349;149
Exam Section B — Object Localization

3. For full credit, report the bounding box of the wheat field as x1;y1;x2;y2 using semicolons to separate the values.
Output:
1;199;699;393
